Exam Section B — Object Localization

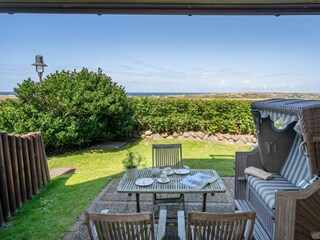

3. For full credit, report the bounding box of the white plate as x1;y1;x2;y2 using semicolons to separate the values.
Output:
174;169;191;175
157;178;170;184
135;178;154;187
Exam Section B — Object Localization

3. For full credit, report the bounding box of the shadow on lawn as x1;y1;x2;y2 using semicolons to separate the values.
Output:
50;139;143;159
0;171;123;239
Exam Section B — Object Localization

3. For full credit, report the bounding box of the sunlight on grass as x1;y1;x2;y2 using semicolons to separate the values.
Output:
0;139;250;239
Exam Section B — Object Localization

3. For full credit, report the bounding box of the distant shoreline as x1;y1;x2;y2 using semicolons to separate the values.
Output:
1;92;319;100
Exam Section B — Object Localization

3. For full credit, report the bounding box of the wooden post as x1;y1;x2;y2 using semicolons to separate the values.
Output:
22;137;33;199
32;135;43;189
8;135;22;209
26;135;38;194
16;136;27;203
1;132;17;214
35;134;47;185
39;133;50;182
0;133;10;220
0;199;3;226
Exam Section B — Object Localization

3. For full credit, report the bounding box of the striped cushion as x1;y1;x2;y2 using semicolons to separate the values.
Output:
280;135;311;186
247;134;312;210
248;175;299;210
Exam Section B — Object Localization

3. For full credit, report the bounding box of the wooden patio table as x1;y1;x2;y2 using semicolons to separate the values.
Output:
117;169;226;212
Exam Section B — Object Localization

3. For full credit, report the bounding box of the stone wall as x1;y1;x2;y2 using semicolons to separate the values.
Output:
136;130;257;145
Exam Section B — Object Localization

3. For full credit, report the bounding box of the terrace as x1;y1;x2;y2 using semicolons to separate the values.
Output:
0;1;320;239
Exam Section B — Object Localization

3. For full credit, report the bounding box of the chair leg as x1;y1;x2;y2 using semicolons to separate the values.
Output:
181;194;186;212
153;194;156;212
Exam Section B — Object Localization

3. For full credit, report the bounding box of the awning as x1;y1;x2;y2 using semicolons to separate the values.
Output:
1;0;320;15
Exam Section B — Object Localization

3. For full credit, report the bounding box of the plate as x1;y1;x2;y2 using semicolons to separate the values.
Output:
135;178;154;187
157;178;170;184
174;169;191;175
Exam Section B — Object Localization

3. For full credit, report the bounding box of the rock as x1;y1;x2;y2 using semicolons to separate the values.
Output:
145;130;152;136
172;132;179;138
152;133;163;140
224;134;231;140
216;133;224;141
203;135;214;142
197;131;205;139
252;136;257;143
146;135;151;139
212;136;219;142
183;132;191;138
187;135;194;140
240;136;248;144
228;139;235;144
178;136;185;139
203;136;210;141
246;135;252;142
191;131;198;138
161;132;168;138
166;135;174;139
232;135;240;141
140;134;146;139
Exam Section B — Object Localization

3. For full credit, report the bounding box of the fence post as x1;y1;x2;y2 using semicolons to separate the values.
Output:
16;136;27;203
39;133;50;182
1;132;17;215
26;134;38;195
8;134;22;209
0;199;3;226
21;136;33;200
0;132;11;220
32;134;43;189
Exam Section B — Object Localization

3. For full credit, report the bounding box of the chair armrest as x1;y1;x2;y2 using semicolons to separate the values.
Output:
178;211;186;240
156;209;167;240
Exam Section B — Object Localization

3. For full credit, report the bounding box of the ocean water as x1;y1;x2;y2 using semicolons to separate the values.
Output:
0;91;207;97
0;92;15;95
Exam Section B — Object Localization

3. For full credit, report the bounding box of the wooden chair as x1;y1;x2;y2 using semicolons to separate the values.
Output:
178;211;256;240
85;209;167;240
152;144;185;210
152;143;183;169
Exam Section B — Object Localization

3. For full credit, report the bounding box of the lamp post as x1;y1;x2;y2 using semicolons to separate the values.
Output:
32;55;47;82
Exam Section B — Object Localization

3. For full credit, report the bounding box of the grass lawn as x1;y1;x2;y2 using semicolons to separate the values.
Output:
0;139;250;239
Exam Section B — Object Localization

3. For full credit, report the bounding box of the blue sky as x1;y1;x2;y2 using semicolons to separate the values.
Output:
0;14;319;93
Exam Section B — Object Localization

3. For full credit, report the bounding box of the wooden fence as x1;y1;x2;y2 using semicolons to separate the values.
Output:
0;132;50;226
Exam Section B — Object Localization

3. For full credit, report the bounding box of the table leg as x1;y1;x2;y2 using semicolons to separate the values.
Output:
202;193;207;212
136;193;140;213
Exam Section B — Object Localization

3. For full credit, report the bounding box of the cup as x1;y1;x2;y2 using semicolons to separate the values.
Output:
151;167;160;177
160;172;167;182
164;167;172;175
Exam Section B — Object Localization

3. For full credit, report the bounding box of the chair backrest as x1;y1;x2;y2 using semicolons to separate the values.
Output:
279;134;311;187
187;211;256;240
85;211;155;240
152;144;182;168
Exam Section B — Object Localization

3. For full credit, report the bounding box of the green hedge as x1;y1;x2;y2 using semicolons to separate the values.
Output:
0;69;134;152
130;97;254;135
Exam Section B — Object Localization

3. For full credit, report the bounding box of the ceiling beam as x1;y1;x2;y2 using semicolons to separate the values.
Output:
0;1;320;15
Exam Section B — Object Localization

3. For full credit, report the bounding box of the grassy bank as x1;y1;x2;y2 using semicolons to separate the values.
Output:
0;139;249;239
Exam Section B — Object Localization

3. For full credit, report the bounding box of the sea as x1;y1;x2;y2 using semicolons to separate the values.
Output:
0;91;208;97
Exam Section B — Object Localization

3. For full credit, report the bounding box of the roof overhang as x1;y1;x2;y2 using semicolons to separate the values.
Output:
1;0;320;15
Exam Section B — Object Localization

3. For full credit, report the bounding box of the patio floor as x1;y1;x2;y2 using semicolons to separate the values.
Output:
63;177;235;239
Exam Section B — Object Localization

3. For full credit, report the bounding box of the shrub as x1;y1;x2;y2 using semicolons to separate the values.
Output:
0;68;134;152
129;97;254;135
